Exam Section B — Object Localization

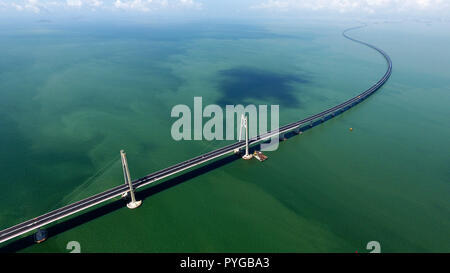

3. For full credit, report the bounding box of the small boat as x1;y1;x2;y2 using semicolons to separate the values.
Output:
34;228;48;244
253;151;268;162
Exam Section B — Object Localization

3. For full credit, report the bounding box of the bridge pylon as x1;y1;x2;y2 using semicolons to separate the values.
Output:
120;150;142;209
239;114;252;160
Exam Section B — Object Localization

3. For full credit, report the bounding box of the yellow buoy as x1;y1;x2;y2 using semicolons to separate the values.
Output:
349;128;353;131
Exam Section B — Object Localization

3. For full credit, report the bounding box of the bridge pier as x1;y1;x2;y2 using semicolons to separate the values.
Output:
34;228;47;244
120;150;142;209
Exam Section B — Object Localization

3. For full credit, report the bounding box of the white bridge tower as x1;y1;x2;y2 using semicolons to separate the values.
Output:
235;114;253;160
120;150;142;209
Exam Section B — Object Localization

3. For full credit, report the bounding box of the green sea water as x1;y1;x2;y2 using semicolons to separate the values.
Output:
0;19;448;253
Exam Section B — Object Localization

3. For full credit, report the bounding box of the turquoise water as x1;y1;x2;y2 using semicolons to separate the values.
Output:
0;19;448;252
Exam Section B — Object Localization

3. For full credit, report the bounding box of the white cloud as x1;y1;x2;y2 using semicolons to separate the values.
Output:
2;0;54;13
24;0;45;13
251;0;450;14
65;0;104;8
11;3;24;11
86;0;103;7
0;0;106;14
113;0;201;12
2;0;449;15
0;0;202;13
66;0;82;7
114;0;151;11
179;0;202;9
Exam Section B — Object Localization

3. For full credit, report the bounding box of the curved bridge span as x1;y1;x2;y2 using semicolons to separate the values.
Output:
0;26;392;245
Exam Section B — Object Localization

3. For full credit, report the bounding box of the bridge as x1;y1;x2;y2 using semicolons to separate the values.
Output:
0;25;392;245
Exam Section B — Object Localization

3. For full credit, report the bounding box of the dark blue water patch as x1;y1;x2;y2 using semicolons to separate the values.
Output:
215;67;310;108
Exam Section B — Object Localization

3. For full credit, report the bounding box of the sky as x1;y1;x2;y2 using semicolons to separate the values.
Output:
0;0;449;21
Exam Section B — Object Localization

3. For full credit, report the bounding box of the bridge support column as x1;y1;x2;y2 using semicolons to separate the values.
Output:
34;228;48;244
120;150;142;209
